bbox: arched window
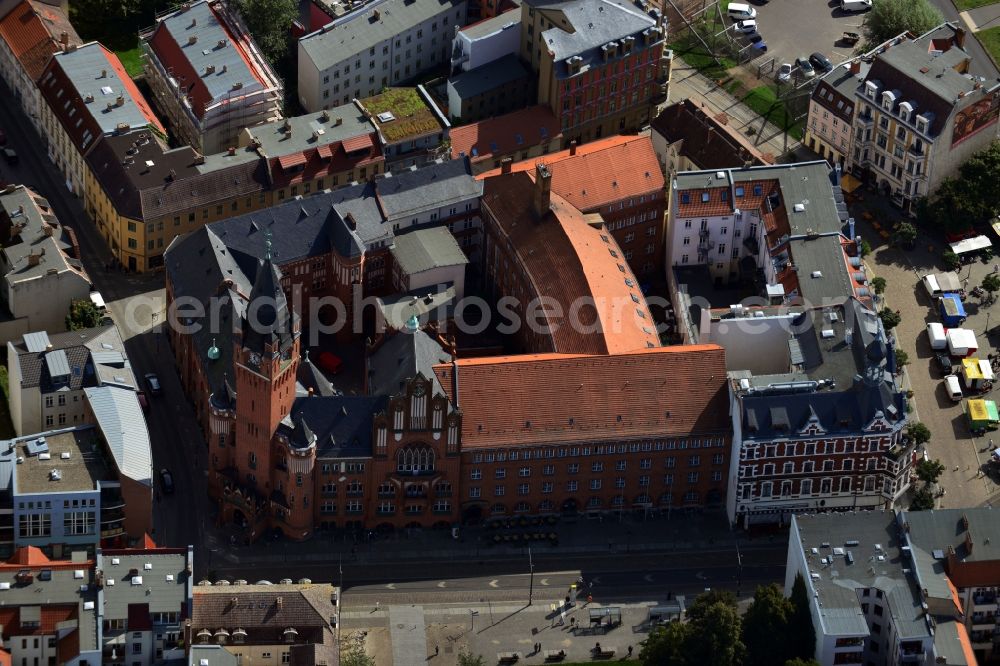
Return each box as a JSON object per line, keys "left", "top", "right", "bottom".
{"left": 397, "top": 447, "right": 435, "bottom": 473}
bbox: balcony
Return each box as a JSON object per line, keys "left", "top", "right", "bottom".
{"left": 973, "top": 593, "right": 998, "bottom": 607}
{"left": 857, "top": 113, "right": 874, "bottom": 127}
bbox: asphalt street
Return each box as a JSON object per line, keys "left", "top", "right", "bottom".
{"left": 927, "top": 0, "right": 1000, "bottom": 80}
{"left": 0, "top": 81, "right": 210, "bottom": 570}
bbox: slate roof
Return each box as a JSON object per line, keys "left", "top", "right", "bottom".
{"left": 651, "top": 100, "right": 771, "bottom": 170}
{"left": 478, "top": 134, "right": 664, "bottom": 209}
{"left": 811, "top": 61, "right": 867, "bottom": 123}
{"left": 144, "top": 0, "right": 278, "bottom": 120}
{"left": 189, "top": 645, "right": 239, "bottom": 666}
{"left": 434, "top": 345, "right": 729, "bottom": 448}
{"left": 279, "top": 396, "right": 387, "bottom": 459}
{"left": 10, "top": 325, "right": 136, "bottom": 393}
{"left": 481, "top": 170, "right": 659, "bottom": 354}
{"left": 99, "top": 549, "right": 191, "bottom": 622}
{"left": 0, "top": 185, "right": 84, "bottom": 285}
{"left": 85, "top": 131, "right": 269, "bottom": 222}
{"left": 0, "top": 1, "right": 80, "bottom": 81}
{"left": 792, "top": 512, "right": 931, "bottom": 640}
{"left": 240, "top": 256, "right": 295, "bottom": 356}
{"left": 450, "top": 105, "right": 561, "bottom": 165}
{"left": 368, "top": 329, "right": 451, "bottom": 398}
{"left": 301, "top": 0, "right": 466, "bottom": 69}
{"left": 391, "top": 226, "right": 468, "bottom": 276}
{"left": 448, "top": 53, "right": 529, "bottom": 100}
{"left": 296, "top": 352, "right": 335, "bottom": 398}
{"left": 38, "top": 42, "right": 164, "bottom": 154}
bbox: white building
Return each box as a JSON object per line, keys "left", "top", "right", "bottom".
{"left": 298, "top": 0, "right": 467, "bottom": 112}
{"left": 449, "top": 7, "right": 521, "bottom": 74}
{"left": 0, "top": 185, "right": 91, "bottom": 345}
{"left": 390, "top": 225, "right": 468, "bottom": 299}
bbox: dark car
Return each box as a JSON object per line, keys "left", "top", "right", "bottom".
{"left": 936, "top": 353, "right": 954, "bottom": 376}
{"left": 159, "top": 468, "right": 174, "bottom": 494}
{"left": 795, "top": 57, "right": 816, "bottom": 78}
{"left": 809, "top": 52, "right": 834, "bottom": 73}
{"left": 144, "top": 372, "right": 162, "bottom": 396}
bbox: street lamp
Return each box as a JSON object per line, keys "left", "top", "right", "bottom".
{"left": 735, "top": 538, "right": 743, "bottom": 597}
{"left": 528, "top": 547, "right": 535, "bottom": 606}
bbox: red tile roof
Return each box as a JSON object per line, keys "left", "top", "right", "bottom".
{"left": 433, "top": 345, "right": 730, "bottom": 448}
{"left": 481, "top": 171, "right": 659, "bottom": 355}
{"left": 7, "top": 546, "right": 50, "bottom": 566}
{"left": 0, "top": 0, "right": 80, "bottom": 80}
{"left": 342, "top": 134, "right": 374, "bottom": 153}
{"left": 0, "top": 605, "right": 77, "bottom": 637}
{"left": 450, "top": 105, "right": 561, "bottom": 165}
{"left": 477, "top": 135, "right": 665, "bottom": 210}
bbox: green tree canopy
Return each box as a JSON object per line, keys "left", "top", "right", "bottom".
{"left": 686, "top": 589, "right": 738, "bottom": 623}
{"left": 916, "top": 458, "right": 946, "bottom": 485}
{"left": 862, "top": 0, "right": 943, "bottom": 49}
{"left": 742, "top": 584, "right": 795, "bottom": 666}
{"left": 871, "top": 276, "right": 887, "bottom": 295}
{"left": 894, "top": 222, "right": 917, "bottom": 248}
{"left": 907, "top": 422, "right": 932, "bottom": 447}
{"left": 639, "top": 621, "right": 691, "bottom": 666}
{"left": 66, "top": 299, "right": 102, "bottom": 331}
{"left": 788, "top": 573, "right": 817, "bottom": 661}
{"left": 456, "top": 652, "right": 487, "bottom": 666}
{"left": 911, "top": 486, "right": 936, "bottom": 510}
{"left": 231, "top": 0, "right": 297, "bottom": 64}
{"left": 340, "top": 632, "right": 375, "bottom": 666}
{"left": 878, "top": 308, "right": 901, "bottom": 330}
{"left": 686, "top": 601, "right": 744, "bottom": 666}
{"left": 983, "top": 273, "right": 1000, "bottom": 302}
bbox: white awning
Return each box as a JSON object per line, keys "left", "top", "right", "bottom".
{"left": 950, "top": 235, "right": 992, "bottom": 255}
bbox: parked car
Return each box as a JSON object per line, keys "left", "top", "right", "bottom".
{"left": 777, "top": 63, "right": 793, "bottom": 82}
{"left": 795, "top": 57, "right": 816, "bottom": 78}
{"left": 936, "top": 352, "right": 954, "bottom": 376}
{"left": 809, "top": 52, "right": 834, "bottom": 73}
{"left": 2, "top": 148, "right": 17, "bottom": 165}
{"left": 137, "top": 390, "right": 149, "bottom": 413}
{"left": 159, "top": 468, "right": 174, "bottom": 494}
{"left": 144, "top": 372, "right": 162, "bottom": 396}
{"left": 736, "top": 19, "right": 757, "bottom": 33}
{"left": 747, "top": 33, "right": 767, "bottom": 51}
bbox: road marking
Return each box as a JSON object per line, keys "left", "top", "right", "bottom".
{"left": 489, "top": 579, "right": 499, "bottom": 588}
{"left": 540, "top": 578, "right": 550, "bottom": 586}
{"left": 644, "top": 574, "right": 655, "bottom": 583}
{"left": 591, "top": 576, "right": 601, "bottom": 584}
{"left": 437, "top": 581, "right": 447, "bottom": 588}
{"left": 695, "top": 572, "right": 707, "bottom": 580}
{"left": 386, "top": 583, "right": 396, "bottom": 590}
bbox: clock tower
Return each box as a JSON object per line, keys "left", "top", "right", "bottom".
{"left": 233, "top": 236, "right": 300, "bottom": 496}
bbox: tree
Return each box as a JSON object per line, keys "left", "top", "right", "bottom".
{"left": 907, "top": 422, "right": 932, "bottom": 447}
{"left": 859, "top": 238, "right": 872, "bottom": 258}
{"left": 910, "top": 486, "right": 936, "bottom": 510}
{"left": 916, "top": 458, "right": 946, "bottom": 485}
{"left": 862, "top": 0, "right": 943, "bottom": 49}
{"left": 983, "top": 273, "right": 1000, "bottom": 303}
{"left": 871, "top": 276, "right": 887, "bottom": 297}
{"left": 686, "top": 601, "right": 744, "bottom": 666}
{"left": 231, "top": 0, "right": 297, "bottom": 64}
{"left": 785, "top": 660, "right": 821, "bottom": 666}
{"left": 894, "top": 222, "right": 917, "bottom": 249}
{"left": 686, "top": 589, "right": 737, "bottom": 623}
{"left": 742, "top": 584, "right": 794, "bottom": 666}
{"left": 788, "top": 574, "right": 816, "bottom": 661}
{"left": 878, "top": 307, "right": 901, "bottom": 331}
{"left": 957, "top": 141, "right": 1000, "bottom": 223}
{"left": 640, "top": 621, "right": 691, "bottom": 666}
{"left": 895, "top": 348, "right": 909, "bottom": 369}
{"left": 456, "top": 652, "right": 487, "bottom": 666}
{"left": 66, "top": 299, "right": 102, "bottom": 331}
{"left": 340, "top": 631, "right": 375, "bottom": 666}
{"left": 942, "top": 249, "right": 961, "bottom": 271}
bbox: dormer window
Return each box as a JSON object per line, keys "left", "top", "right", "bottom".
{"left": 881, "top": 90, "right": 895, "bottom": 111}
{"left": 898, "top": 101, "right": 913, "bottom": 121}
{"left": 865, "top": 81, "right": 879, "bottom": 99}
{"left": 916, "top": 115, "right": 929, "bottom": 134}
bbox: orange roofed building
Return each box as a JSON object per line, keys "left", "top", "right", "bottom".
{"left": 449, "top": 105, "right": 563, "bottom": 174}
{"left": 480, "top": 164, "right": 660, "bottom": 355}
{"left": 433, "top": 346, "right": 731, "bottom": 518}
{"left": 479, "top": 134, "right": 667, "bottom": 277}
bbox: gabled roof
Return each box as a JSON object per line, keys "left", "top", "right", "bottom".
{"left": 433, "top": 345, "right": 729, "bottom": 448}
{"left": 651, "top": 100, "right": 771, "bottom": 170}
{"left": 240, "top": 255, "right": 295, "bottom": 356}
{"left": 477, "top": 134, "right": 664, "bottom": 209}
{"left": 450, "top": 105, "right": 561, "bottom": 164}
{"left": 0, "top": 185, "right": 85, "bottom": 285}
{"left": 296, "top": 352, "right": 334, "bottom": 398}
{"left": 38, "top": 42, "right": 164, "bottom": 154}
{"left": 368, "top": 329, "right": 451, "bottom": 398}
{"left": 0, "top": 0, "right": 79, "bottom": 81}
{"left": 144, "top": 0, "right": 278, "bottom": 120}
{"left": 481, "top": 171, "right": 659, "bottom": 354}
{"left": 529, "top": 0, "right": 657, "bottom": 66}
{"left": 390, "top": 226, "right": 468, "bottom": 276}
{"left": 280, "top": 395, "right": 387, "bottom": 459}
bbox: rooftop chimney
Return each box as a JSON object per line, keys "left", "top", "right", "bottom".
{"left": 188, "top": 35, "right": 198, "bottom": 46}
{"left": 955, "top": 27, "right": 967, "bottom": 49}
{"left": 500, "top": 157, "right": 512, "bottom": 174}
{"left": 850, "top": 59, "right": 861, "bottom": 75}
{"left": 116, "top": 95, "right": 124, "bottom": 107}
{"left": 59, "top": 31, "right": 68, "bottom": 46}
{"left": 27, "top": 252, "right": 40, "bottom": 267}
{"left": 569, "top": 140, "right": 577, "bottom": 156}
{"left": 532, "top": 163, "right": 552, "bottom": 219}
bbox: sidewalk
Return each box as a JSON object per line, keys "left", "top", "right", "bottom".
{"left": 667, "top": 58, "right": 803, "bottom": 161}
{"left": 205, "top": 509, "right": 776, "bottom": 568}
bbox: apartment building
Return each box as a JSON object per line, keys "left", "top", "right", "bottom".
{"left": 97, "top": 545, "right": 193, "bottom": 666}
{"left": 0, "top": 185, "right": 90, "bottom": 344}
{"left": 0, "top": 0, "right": 79, "bottom": 132}
{"left": 141, "top": 0, "right": 283, "bottom": 154}
{"left": 519, "top": 0, "right": 667, "bottom": 143}
{"left": 38, "top": 42, "right": 165, "bottom": 197}
{"left": 479, "top": 134, "right": 667, "bottom": 276}
{"left": 449, "top": 105, "right": 562, "bottom": 173}
{"left": 805, "top": 59, "right": 869, "bottom": 169}
{"left": 447, "top": 53, "right": 531, "bottom": 122}
{"left": 298, "top": 0, "right": 467, "bottom": 112}
{"left": 787, "top": 512, "right": 976, "bottom": 666}
{"left": 480, "top": 164, "right": 659, "bottom": 354}
{"left": 0, "top": 547, "right": 100, "bottom": 664}
{"left": 357, "top": 87, "right": 448, "bottom": 170}
{"left": 450, "top": 6, "right": 521, "bottom": 74}
{"left": 186, "top": 582, "right": 338, "bottom": 663}
{"left": 84, "top": 131, "right": 270, "bottom": 272}
{"left": 435, "top": 346, "right": 731, "bottom": 519}
{"left": 847, "top": 24, "right": 1000, "bottom": 213}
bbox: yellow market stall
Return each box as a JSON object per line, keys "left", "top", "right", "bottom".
{"left": 961, "top": 358, "right": 995, "bottom": 393}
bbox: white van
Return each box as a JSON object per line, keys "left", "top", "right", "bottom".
{"left": 927, "top": 322, "right": 947, "bottom": 350}
{"left": 727, "top": 3, "right": 757, "bottom": 20}
{"left": 945, "top": 374, "right": 963, "bottom": 402}
{"left": 840, "top": 0, "right": 872, "bottom": 12}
